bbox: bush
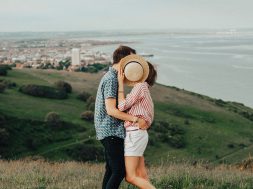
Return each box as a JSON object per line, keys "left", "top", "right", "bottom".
{"left": 87, "top": 102, "right": 95, "bottom": 111}
{"left": 80, "top": 111, "right": 94, "bottom": 121}
{"left": 0, "top": 68, "right": 7, "bottom": 76}
{"left": 215, "top": 99, "right": 227, "bottom": 106}
{"left": 45, "top": 112, "right": 62, "bottom": 127}
{"left": 77, "top": 91, "right": 91, "bottom": 102}
{"left": 26, "top": 138, "right": 40, "bottom": 151}
{"left": 19, "top": 84, "right": 68, "bottom": 99}
{"left": 80, "top": 63, "right": 108, "bottom": 73}
{"left": 0, "top": 128, "right": 9, "bottom": 146}
{"left": 67, "top": 144, "right": 104, "bottom": 162}
{"left": 0, "top": 79, "right": 17, "bottom": 88}
{"left": 55, "top": 80, "right": 72, "bottom": 93}
{"left": 0, "top": 114, "right": 5, "bottom": 123}
{"left": 0, "top": 64, "right": 12, "bottom": 70}
{"left": 87, "top": 66, "right": 98, "bottom": 73}
{"left": 184, "top": 119, "right": 190, "bottom": 125}
{"left": 151, "top": 121, "right": 186, "bottom": 149}
{"left": 0, "top": 83, "right": 6, "bottom": 93}
{"left": 168, "top": 134, "right": 186, "bottom": 148}
{"left": 239, "top": 111, "right": 253, "bottom": 121}
{"left": 87, "top": 95, "right": 96, "bottom": 106}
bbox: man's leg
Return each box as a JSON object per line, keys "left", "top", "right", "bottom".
{"left": 103, "top": 136, "right": 125, "bottom": 189}
{"left": 101, "top": 139, "right": 112, "bottom": 189}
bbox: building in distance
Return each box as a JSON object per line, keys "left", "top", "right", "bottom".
{"left": 71, "top": 48, "right": 80, "bottom": 65}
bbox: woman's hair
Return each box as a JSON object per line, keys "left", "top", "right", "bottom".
{"left": 145, "top": 62, "right": 157, "bottom": 86}
{"left": 113, "top": 46, "right": 136, "bottom": 64}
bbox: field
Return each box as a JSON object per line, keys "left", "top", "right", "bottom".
{"left": 1, "top": 68, "right": 253, "bottom": 189}
{"left": 0, "top": 68, "right": 253, "bottom": 164}
{"left": 0, "top": 159, "right": 252, "bottom": 189}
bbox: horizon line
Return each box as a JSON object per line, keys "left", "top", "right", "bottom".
{"left": 1, "top": 27, "right": 253, "bottom": 33}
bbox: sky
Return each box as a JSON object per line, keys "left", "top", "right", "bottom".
{"left": 0, "top": 0, "right": 252, "bottom": 32}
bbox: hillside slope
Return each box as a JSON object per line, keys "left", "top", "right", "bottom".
{"left": 0, "top": 68, "right": 253, "bottom": 164}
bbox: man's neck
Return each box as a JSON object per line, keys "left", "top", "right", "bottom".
{"left": 112, "top": 64, "right": 119, "bottom": 72}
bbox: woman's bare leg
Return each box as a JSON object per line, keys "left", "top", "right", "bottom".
{"left": 136, "top": 156, "right": 149, "bottom": 180}
{"left": 125, "top": 156, "right": 156, "bottom": 189}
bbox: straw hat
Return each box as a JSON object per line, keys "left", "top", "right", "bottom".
{"left": 120, "top": 54, "right": 149, "bottom": 86}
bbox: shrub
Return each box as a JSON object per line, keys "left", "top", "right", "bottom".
{"left": 87, "top": 95, "right": 96, "bottom": 106}
{"left": 0, "top": 64, "right": 12, "bottom": 70}
{"left": 0, "top": 114, "right": 5, "bottom": 123}
{"left": 0, "top": 128, "right": 9, "bottom": 146}
{"left": 19, "top": 84, "right": 67, "bottom": 99}
{"left": 77, "top": 91, "right": 91, "bottom": 102}
{"left": 80, "top": 63, "right": 108, "bottom": 73}
{"left": 66, "top": 144, "right": 104, "bottom": 162}
{"left": 0, "top": 83, "right": 6, "bottom": 93}
{"left": 153, "top": 121, "right": 169, "bottom": 133}
{"left": 55, "top": 80, "right": 72, "bottom": 93}
{"left": 151, "top": 121, "right": 186, "bottom": 149}
{"left": 87, "top": 66, "right": 98, "bottom": 73}
{"left": 215, "top": 99, "right": 227, "bottom": 106}
{"left": 0, "top": 79, "right": 16, "bottom": 88}
{"left": 45, "top": 112, "right": 62, "bottom": 127}
{"left": 184, "top": 119, "right": 190, "bottom": 125}
{"left": 0, "top": 68, "right": 7, "bottom": 76}
{"left": 80, "top": 111, "right": 94, "bottom": 121}
{"left": 227, "top": 143, "right": 235, "bottom": 148}
{"left": 239, "top": 111, "right": 253, "bottom": 121}
{"left": 168, "top": 134, "right": 186, "bottom": 148}
{"left": 87, "top": 102, "right": 95, "bottom": 111}
{"left": 26, "top": 138, "right": 40, "bottom": 151}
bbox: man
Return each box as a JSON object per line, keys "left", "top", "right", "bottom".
{"left": 94, "top": 46, "right": 148, "bottom": 189}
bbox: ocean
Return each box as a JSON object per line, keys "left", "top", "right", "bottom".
{"left": 81, "top": 30, "right": 253, "bottom": 108}
{"left": 1, "top": 30, "right": 252, "bottom": 107}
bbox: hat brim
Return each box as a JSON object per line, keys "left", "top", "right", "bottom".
{"left": 120, "top": 54, "right": 149, "bottom": 86}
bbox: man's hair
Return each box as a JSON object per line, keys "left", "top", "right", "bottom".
{"left": 145, "top": 62, "right": 157, "bottom": 86}
{"left": 113, "top": 45, "right": 136, "bottom": 64}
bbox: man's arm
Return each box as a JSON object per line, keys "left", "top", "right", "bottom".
{"left": 105, "top": 98, "right": 148, "bottom": 129}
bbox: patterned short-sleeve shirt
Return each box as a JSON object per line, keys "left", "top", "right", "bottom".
{"left": 94, "top": 67, "right": 125, "bottom": 140}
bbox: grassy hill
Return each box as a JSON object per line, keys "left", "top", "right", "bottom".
{"left": 0, "top": 68, "right": 253, "bottom": 164}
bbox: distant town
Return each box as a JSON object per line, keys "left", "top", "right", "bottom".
{"left": 0, "top": 38, "right": 129, "bottom": 72}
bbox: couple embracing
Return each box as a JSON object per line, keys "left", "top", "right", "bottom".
{"left": 94, "top": 46, "right": 157, "bottom": 189}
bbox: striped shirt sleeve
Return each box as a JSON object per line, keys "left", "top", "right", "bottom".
{"left": 118, "top": 83, "right": 145, "bottom": 111}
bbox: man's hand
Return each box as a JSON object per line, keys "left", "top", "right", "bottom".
{"left": 137, "top": 118, "right": 149, "bottom": 130}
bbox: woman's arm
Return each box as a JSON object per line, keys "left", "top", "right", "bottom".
{"left": 105, "top": 98, "right": 148, "bottom": 129}
{"left": 117, "top": 68, "right": 145, "bottom": 111}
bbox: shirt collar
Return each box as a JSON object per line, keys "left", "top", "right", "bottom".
{"left": 144, "top": 81, "right": 150, "bottom": 88}
{"left": 109, "top": 66, "right": 118, "bottom": 75}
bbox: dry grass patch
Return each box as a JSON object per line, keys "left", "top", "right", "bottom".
{"left": 0, "top": 159, "right": 252, "bottom": 189}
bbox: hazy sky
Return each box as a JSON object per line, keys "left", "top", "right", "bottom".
{"left": 0, "top": 0, "right": 252, "bottom": 32}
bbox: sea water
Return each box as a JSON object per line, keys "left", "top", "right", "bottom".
{"left": 86, "top": 30, "right": 253, "bottom": 108}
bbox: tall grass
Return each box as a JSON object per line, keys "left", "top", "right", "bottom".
{"left": 0, "top": 159, "right": 252, "bottom": 189}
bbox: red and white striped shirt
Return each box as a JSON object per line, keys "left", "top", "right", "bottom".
{"left": 118, "top": 82, "right": 154, "bottom": 129}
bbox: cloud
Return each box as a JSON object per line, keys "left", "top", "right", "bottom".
{"left": 0, "top": 0, "right": 252, "bottom": 31}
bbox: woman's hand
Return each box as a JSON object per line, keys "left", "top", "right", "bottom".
{"left": 138, "top": 118, "right": 149, "bottom": 130}
{"left": 118, "top": 67, "right": 125, "bottom": 85}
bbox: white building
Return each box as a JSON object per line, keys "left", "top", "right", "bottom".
{"left": 72, "top": 48, "right": 80, "bottom": 65}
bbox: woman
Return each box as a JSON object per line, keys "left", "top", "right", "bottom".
{"left": 118, "top": 62, "right": 157, "bottom": 189}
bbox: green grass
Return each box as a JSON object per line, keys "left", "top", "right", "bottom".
{"left": 147, "top": 101, "right": 253, "bottom": 163}
{"left": 1, "top": 68, "right": 253, "bottom": 164}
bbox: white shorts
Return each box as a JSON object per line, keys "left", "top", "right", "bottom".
{"left": 124, "top": 129, "right": 148, "bottom": 156}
